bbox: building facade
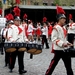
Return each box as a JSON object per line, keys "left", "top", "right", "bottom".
{"left": 0, "top": 0, "right": 75, "bottom": 9}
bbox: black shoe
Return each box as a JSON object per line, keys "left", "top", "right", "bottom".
{"left": 19, "top": 70, "right": 27, "bottom": 74}
{"left": 45, "top": 47, "right": 49, "bottom": 49}
{"left": 9, "top": 69, "right": 13, "bottom": 73}
{"left": 4, "top": 64, "right": 7, "bottom": 67}
{"left": 4, "top": 63, "right": 9, "bottom": 67}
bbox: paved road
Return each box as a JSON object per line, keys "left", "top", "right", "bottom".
{"left": 0, "top": 41, "right": 75, "bottom": 75}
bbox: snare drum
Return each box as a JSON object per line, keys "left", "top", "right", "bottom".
{"left": 33, "top": 44, "right": 42, "bottom": 55}
{"left": 64, "top": 48, "right": 75, "bottom": 57}
{"left": 27, "top": 43, "right": 37, "bottom": 53}
{"left": 68, "top": 48, "right": 75, "bottom": 57}
{"left": 4, "top": 43, "right": 16, "bottom": 52}
{"left": 16, "top": 43, "right": 27, "bottom": 51}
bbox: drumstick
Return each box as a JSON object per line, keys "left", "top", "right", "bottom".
{"left": 16, "top": 38, "right": 20, "bottom": 41}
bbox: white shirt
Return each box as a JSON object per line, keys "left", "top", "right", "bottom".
{"left": 7, "top": 24, "right": 28, "bottom": 42}
{"left": 7, "top": 25, "right": 19, "bottom": 42}
{"left": 68, "top": 23, "right": 75, "bottom": 34}
{"left": 41, "top": 26, "right": 48, "bottom": 38}
{"left": 51, "top": 24, "right": 68, "bottom": 50}
{"left": 27, "top": 24, "right": 36, "bottom": 35}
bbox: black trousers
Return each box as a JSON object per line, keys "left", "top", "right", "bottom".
{"left": 42, "top": 35, "right": 49, "bottom": 48}
{"left": 0, "top": 38, "right": 5, "bottom": 54}
{"left": 45, "top": 50, "right": 74, "bottom": 75}
{"left": 9, "top": 50, "right": 24, "bottom": 72}
{"left": 67, "top": 33, "right": 75, "bottom": 48}
{"left": 5, "top": 51, "right": 10, "bottom": 65}
{"left": 0, "top": 42, "right": 4, "bottom": 54}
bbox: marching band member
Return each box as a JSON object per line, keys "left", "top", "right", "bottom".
{"left": 2, "top": 25, "right": 8, "bottom": 65}
{"left": 0, "top": 27, "right": 5, "bottom": 55}
{"left": 4, "top": 20, "right": 14, "bottom": 67}
{"left": 7, "top": 16, "right": 28, "bottom": 74}
{"left": 67, "top": 14, "right": 75, "bottom": 48}
{"left": 41, "top": 22, "right": 49, "bottom": 49}
{"left": 36, "top": 22, "right": 42, "bottom": 41}
{"left": 7, "top": 7, "right": 28, "bottom": 74}
{"left": 22, "top": 13, "right": 28, "bottom": 37}
{"left": 41, "top": 17, "right": 49, "bottom": 49}
{"left": 27, "top": 20, "right": 36, "bottom": 42}
{"left": 48, "top": 22, "right": 53, "bottom": 40}
{"left": 2, "top": 14, "right": 14, "bottom": 67}
{"left": 0, "top": 9, "right": 5, "bottom": 55}
{"left": 45, "top": 6, "right": 74, "bottom": 75}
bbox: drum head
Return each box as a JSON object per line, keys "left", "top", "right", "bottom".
{"left": 33, "top": 50, "right": 42, "bottom": 55}
{"left": 6, "top": 48, "right": 16, "bottom": 52}
{"left": 18, "top": 48, "right": 27, "bottom": 51}
{"left": 27, "top": 49, "right": 37, "bottom": 53}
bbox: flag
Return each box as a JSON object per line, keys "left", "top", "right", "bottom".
{"left": 16, "top": 0, "right": 20, "bottom": 4}
{"left": 3, "top": 0, "right": 6, "bottom": 4}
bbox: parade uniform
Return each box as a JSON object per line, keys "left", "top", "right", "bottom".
{"left": 3, "top": 27, "right": 10, "bottom": 67}
{"left": 36, "top": 24, "right": 41, "bottom": 38}
{"left": 45, "top": 24, "right": 74, "bottom": 75}
{"left": 27, "top": 23, "right": 35, "bottom": 36}
{"left": 48, "top": 24, "right": 52, "bottom": 37}
{"left": 27, "top": 23, "right": 36, "bottom": 42}
{"left": 67, "top": 22, "right": 75, "bottom": 48}
{"left": 0, "top": 28, "right": 5, "bottom": 54}
{"left": 7, "top": 23, "right": 28, "bottom": 74}
{"left": 41, "top": 25, "right": 49, "bottom": 49}
{"left": 45, "top": 6, "right": 74, "bottom": 75}
{"left": 22, "top": 23, "right": 28, "bottom": 37}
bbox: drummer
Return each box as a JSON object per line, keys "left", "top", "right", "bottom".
{"left": 4, "top": 20, "right": 14, "bottom": 67}
{"left": 7, "top": 16, "right": 28, "bottom": 74}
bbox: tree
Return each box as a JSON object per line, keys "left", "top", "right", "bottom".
{"left": 53, "top": 0, "right": 60, "bottom": 6}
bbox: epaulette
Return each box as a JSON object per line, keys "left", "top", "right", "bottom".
{"left": 53, "top": 25, "right": 58, "bottom": 31}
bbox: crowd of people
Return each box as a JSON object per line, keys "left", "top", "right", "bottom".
{"left": 0, "top": 5, "right": 75, "bottom": 75}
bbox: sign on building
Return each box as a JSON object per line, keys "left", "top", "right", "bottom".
{"left": 0, "top": 18, "right": 6, "bottom": 26}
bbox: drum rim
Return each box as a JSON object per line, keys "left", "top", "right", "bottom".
{"left": 32, "top": 50, "right": 42, "bottom": 55}
{"left": 18, "top": 48, "right": 27, "bottom": 51}
{"left": 6, "top": 48, "right": 16, "bottom": 52}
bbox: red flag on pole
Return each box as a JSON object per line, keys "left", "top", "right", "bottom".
{"left": 16, "top": 0, "right": 20, "bottom": 4}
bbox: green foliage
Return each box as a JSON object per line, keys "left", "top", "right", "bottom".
{"left": 53, "top": 0, "right": 60, "bottom": 6}
{"left": 0, "top": 1, "right": 2, "bottom": 8}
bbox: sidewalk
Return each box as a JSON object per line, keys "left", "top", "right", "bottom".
{"left": 0, "top": 41, "right": 75, "bottom": 75}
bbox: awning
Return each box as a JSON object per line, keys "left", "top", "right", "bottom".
{"left": 19, "top": 5, "right": 75, "bottom": 10}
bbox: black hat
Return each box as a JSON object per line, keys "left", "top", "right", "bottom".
{"left": 7, "top": 20, "right": 14, "bottom": 25}
{"left": 8, "top": 20, "right": 14, "bottom": 24}
{"left": 56, "top": 14, "right": 66, "bottom": 20}
{"left": 14, "top": 16, "right": 21, "bottom": 21}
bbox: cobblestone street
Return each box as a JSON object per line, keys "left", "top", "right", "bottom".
{"left": 0, "top": 41, "right": 75, "bottom": 75}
